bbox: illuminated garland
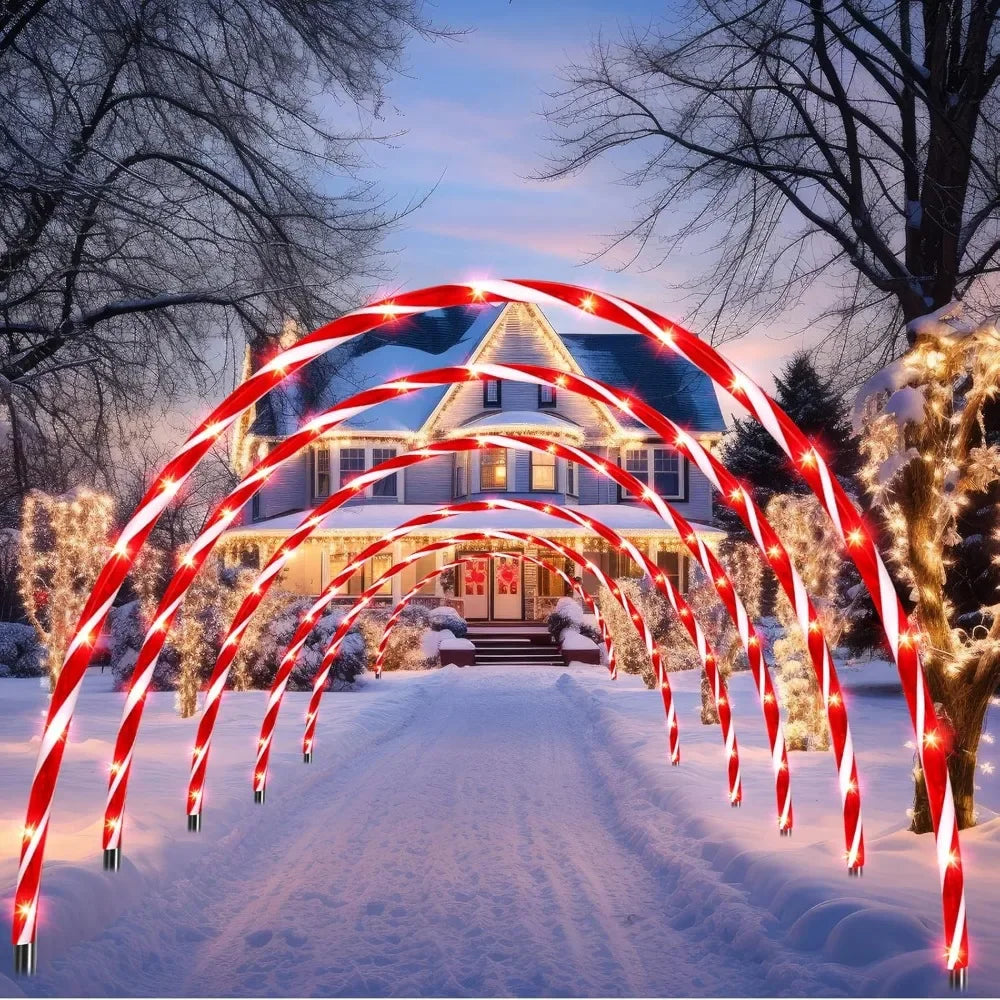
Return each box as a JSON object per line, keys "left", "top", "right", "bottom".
{"left": 13, "top": 280, "right": 962, "bottom": 984}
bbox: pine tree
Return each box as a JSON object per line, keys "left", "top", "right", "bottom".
{"left": 716, "top": 353, "right": 860, "bottom": 534}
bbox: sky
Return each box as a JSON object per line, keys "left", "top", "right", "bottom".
{"left": 367, "top": 0, "right": 816, "bottom": 408}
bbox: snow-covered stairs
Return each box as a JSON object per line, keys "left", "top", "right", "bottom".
{"left": 466, "top": 622, "right": 563, "bottom": 666}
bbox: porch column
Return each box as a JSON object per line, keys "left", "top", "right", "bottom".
{"left": 391, "top": 541, "right": 403, "bottom": 603}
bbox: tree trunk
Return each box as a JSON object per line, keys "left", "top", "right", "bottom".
{"left": 910, "top": 676, "right": 993, "bottom": 833}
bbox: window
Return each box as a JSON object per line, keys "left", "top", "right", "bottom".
{"left": 530, "top": 451, "right": 556, "bottom": 491}
{"left": 371, "top": 447, "right": 398, "bottom": 498}
{"left": 566, "top": 461, "right": 577, "bottom": 496}
{"left": 454, "top": 452, "right": 468, "bottom": 497}
{"left": 609, "top": 548, "right": 643, "bottom": 580}
{"left": 371, "top": 553, "right": 393, "bottom": 595}
{"left": 656, "top": 550, "right": 682, "bottom": 591}
{"left": 480, "top": 448, "right": 507, "bottom": 490}
{"left": 537, "top": 561, "right": 572, "bottom": 597}
{"left": 339, "top": 448, "right": 365, "bottom": 489}
{"left": 653, "top": 448, "right": 682, "bottom": 498}
{"left": 251, "top": 492, "right": 261, "bottom": 521}
{"left": 620, "top": 446, "right": 685, "bottom": 500}
{"left": 483, "top": 379, "right": 501, "bottom": 407}
{"left": 624, "top": 449, "right": 649, "bottom": 487}
{"left": 538, "top": 384, "right": 556, "bottom": 408}
{"left": 314, "top": 448, "right": 330, "bottom": 499}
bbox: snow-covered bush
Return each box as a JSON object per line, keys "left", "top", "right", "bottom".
{"left": 108, "top": 600, "right": 177, "bottom": 692}
{"left": 355, "top": 608, "right": 391, "bottom": 671}
{"left": 254, "top": 599, "right": 367, "bottom": 690}
{"left": 596, "top": 580, "right": 676, "bottom": 687}
{"left": 428, "top": 604, "right": 467, "bottom": 638}
{"left": 0, "top": 621, "right": 43, "bottom": 678}
{"left": 381, "top": 620, "right": 436, "bottom": 671}
{"left": 547, "top": 596, "right": 584, "bottom": 643}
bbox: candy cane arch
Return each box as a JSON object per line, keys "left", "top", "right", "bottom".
{"left": 14, "top": 279, "right": 964, "bottom": 983}
{"left": 372, "top": 553, "right": 616, "bottom": 678}
{"left": 102, "top": 376, "right": 859, "bottom": 871}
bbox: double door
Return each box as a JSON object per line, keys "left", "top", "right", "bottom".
{"left": 460, "top": 555, "right": 522, "bottom": 620}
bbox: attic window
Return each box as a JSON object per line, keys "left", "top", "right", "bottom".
{"left": 538, "top": 385, "right": 556, "bottom": 408}
{"left": 483, "top": 379, "right": 501, "bottom": 407}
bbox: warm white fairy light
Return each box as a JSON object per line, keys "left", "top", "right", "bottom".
{"left": 18, "top": 489, "right": 115, "bottom": 689}
{"left": 857, "top": 307, "right": 1000, "bottom": 830}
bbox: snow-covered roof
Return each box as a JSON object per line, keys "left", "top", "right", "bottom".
{"left": 446, "top": 410, "right": 585, "bottom": 437}
{"left": 250, "top": 305, "right": 725, "bottom": 437}
{"left": 224, "top": 504, "right": 723, "bottom": 539}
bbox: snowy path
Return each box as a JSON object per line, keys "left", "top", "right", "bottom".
{"left": 4, "top": 662, "right": 1000, "bottom": 996}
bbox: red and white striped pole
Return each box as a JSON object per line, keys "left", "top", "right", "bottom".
{"left": 16, "top": 279, "right": 962, "bottom": 981}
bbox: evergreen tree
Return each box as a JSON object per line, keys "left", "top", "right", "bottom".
{"left": 716, "top": 353, "right": 860, "bottom": 534}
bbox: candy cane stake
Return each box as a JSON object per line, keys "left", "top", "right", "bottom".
{"left": 16, "top": 279, "right": 960, "bottom": 982}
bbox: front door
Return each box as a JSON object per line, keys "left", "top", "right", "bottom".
{"left": 461, "top": 557, "right": 489, "bottom": 619}
{"left": 492, "top": 559, "right": 522, "bottom": 620}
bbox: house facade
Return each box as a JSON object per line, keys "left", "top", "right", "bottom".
{"left": 220, "top": 303, "right": 726, "bottom": 621}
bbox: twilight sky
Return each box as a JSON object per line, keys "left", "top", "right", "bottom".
{"left": 369, "top": 0, "right": 817, "bottom": 406}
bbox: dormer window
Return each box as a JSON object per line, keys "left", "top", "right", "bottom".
{"left": 538, "top": 385, "right": 556, "bottom": 408}
{"left": 483, "top": 379, "right": 501, "bottom": 407}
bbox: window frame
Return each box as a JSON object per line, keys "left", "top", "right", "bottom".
{"left": 566, "top": 460, "right": 578, "bottom": 497}
{"left": 479, "top": 447, "right": 508, "bottom": 491}
{"left": 314, "top": 447, "right": 331, "bottom": 500}
{"left": 483, "top": 378, "right": 502, "bottom": 408}
{"left": 537, "top": 384, "right": 557, "bottom": 408}
{"left": 371, "top": 446, "right": 399, "bottom": 499}
{"left": 617, "top": 444, "right": 687, "bottom": 502}
{"left": 529, "top": 450, "right": 557, "bottom": 492}
{"left": 454, "top": 451, "right": 469, "bottom": 498}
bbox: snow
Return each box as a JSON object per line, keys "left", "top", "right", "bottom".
{"left": 448, "top": 410, "right": 584, "bottom": 436}
{"left": 876, "top": 447, "right": 920, "bottom": 486}
{"left": 851, "top": 358, "right": 911, "bottom": 433}
{"left": 233, "top": 504, "right": 724, "bottom": 538}
{"left": 553, "top": 596, "right": 583, "bottom": 624}
{"left": 438, "top": 637, "right": 474, "bottom": 651}
{"left": 2, "top": 661, "right": 1000, "bottom": 996}
{"left": 905, "top": 301, "right": 977, "bottom": 344}
{"left": 428, "top": 606, "right": 464, "bottom": 629}
{"left": 420, "top": 628, "right": 454, "bottom": 657}
{"left": 561, "top": 631, "right": 598, "bottom": 651}
{"left": 884, "top": 386, "right": 926, "bottom": 427}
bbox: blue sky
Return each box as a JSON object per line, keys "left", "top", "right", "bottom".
{"left": 368, "top": 0, "right": 813, "bottom": 404}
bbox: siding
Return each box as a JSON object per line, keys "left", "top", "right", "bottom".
{"left": 426, "top": 304, "right": 612, "bottom": 437}
{"left": 257, "top": 451, "right": 308, "bottom": 519}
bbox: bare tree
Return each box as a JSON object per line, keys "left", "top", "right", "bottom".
{"left": 0, "top": 0, "right": 438, "bottom": 510}
{"left": 541, "top": 0, "right": 1000, "bottom": 379}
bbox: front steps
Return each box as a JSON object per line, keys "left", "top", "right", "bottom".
{"left": 466, "top": 622, "right": 562, "bottom": 666}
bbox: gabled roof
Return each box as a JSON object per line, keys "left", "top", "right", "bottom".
{"left": 249, "top": 305, "right": 725, "bottom": 437}
{"left": 250, "top": 305, "right": 502, "bottom": 436}
{"left": 560, "top": 333, "right": 726, "bottom": 433}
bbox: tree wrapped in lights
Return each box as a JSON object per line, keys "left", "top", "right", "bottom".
{"left": 766, "top": 494, "right": 845, "bottom": 751}
{"left": 597, "top": 578, "right": 670, "bottom": 686}
{"left": 685, "top": 542, "right": 764, "bottom": 723}
{"left": 18, "top": 489, "right": 114, "bottom": 690}
{"left": 855, "top": 302, "right": 1000, "bottom": 831}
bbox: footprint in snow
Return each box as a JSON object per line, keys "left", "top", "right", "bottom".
{"left": 244, "top": 929, "right": 273, "bottom": 948}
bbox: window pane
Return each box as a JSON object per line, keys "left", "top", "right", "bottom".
{"left": 624, "top": 449, "right": 648, "bottom": 483}
{"left": 315, "top": 449, "right": 330, "bottom": 498}
{"left": 566, "top": 461, "right": 576, "bottom": 495}
{"left": 531, "top": 452, "right": 556, "bottom": 490}
{"left": 372, "top": 447, "right": 398, "bottom": 497}
{"left": 480, "top": 448, "right": 506, "bottom": 490}
{"left": 538, "top": 385, "right": 556, "bottom": 406}
{"left": 339, "top": 448, "right": 366, "bottom": 488}
{"left": 454, "top": 453, "right": 468, "bottom": 497}
{"left": 656, "top": 549, "right": 681, "bottom": 589}
{"left": 653, "top": 448, "right": 681, "bottom": 496}
{"left": 484, "top": 379, "right": 501, "bottom": 405}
